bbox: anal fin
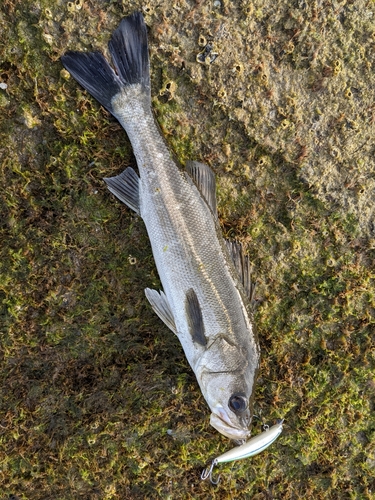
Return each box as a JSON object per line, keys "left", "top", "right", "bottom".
{"left": 104, "top": 167, "right": 140, "bottom": 214}
{"left": 145, "top": 288, "right": 177, "bottom": 335}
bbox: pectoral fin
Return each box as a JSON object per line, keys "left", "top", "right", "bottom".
{"left": 226, "top": 240, "right": 256, "bottom": 303}
{"left": 104, "top": 167, "right": 140, "bottom": 214}
{"left": 185, "top": 288, "right": 207, "bottom": 346}
{"left": 144, "top": 288, "right": 177, "bottom": 334}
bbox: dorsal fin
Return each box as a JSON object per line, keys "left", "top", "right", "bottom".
{"left": 225, "top": 240, "right": 256, "bottom": 302}
{"left": 185, "top": 160, "right": 217, "bottom": 219}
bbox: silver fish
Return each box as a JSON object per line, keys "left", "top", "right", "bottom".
{"left": 61, "top": 12, "right": 260, "bottom": 442}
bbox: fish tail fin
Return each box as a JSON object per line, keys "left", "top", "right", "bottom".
{"left": 61, "top": 12, "right": 150, "bottom": 116}
{"left": 108, "top": 13, "right": 150, "bottom": 93}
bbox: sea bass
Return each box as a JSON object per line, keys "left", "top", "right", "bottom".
{"left": 61, "top": 12, "right": 260, "bottom": 442}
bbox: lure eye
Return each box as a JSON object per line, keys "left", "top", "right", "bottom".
{"left": 229, "top": 394, "right": 248, "bottom": 414}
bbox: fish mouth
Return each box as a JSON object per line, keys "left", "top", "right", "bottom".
{"left": 210, "top": 408, "right": 251, "bottom": 442}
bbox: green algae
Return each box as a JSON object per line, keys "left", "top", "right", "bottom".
{"left": 1, "top": 0, "right": 375, "bottom": 498}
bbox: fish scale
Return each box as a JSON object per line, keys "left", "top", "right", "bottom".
{"left": 61, "top": 11, "right": 260, "bottom": 442}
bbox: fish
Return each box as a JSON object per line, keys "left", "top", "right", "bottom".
{"left": 61, "top": 11, "right": 260, "bottom": 442}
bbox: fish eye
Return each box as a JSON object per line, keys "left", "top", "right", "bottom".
{"left": 229, "top": 394, "right": 248, "bottom": 414}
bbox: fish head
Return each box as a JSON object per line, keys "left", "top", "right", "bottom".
{"left": 197, "top": 334, "right": 259, "bottom": 441}
{"left": 202, "top": 371, "right": 255, "bottom": 442}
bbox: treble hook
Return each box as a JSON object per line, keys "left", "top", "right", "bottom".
{"left": 201, "top": 459, "right": 220, "bottom": 485}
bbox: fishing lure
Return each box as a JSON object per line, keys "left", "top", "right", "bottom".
{"left": 201, "top": 420, "right": 284, "bottom": 484}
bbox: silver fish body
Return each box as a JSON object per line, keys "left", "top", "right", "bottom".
{"left": 62, "top": 12, "right": 260, "bottom": 441}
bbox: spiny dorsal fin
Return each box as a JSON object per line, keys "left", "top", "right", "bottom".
{"left": 225, "top": 240, "right": 256, "bottom": 302}
{"left": 185, "top": 160, "right": 217, "bottom": 219}
{"left": 185, "top": 288, "right": 207, "bottom": 346}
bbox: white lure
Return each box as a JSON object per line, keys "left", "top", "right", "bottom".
{"left": 201, "top": 420, "right": 284, "bottom": 484}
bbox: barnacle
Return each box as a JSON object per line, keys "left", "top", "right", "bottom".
{"left": 159, "top": 80, "right": 177, "bottom": 100}
{"left": 243, "top": 4, "right": 254, "bottom": 16}
{"left": 333, "top": 59, "right": 342, "bottom": 75}
{"left": 257, "top": 157, "right": 267, "bottom": 166}
{"left": 143, "top": 5, "right": 154, "bottom": 15}
{"left": 217, "top": 88, "right": 227, "bottom": 99}
{"left": 285, "top": 41, "right": 295, "bottom": 54}
{"left": 67, "top": 0, "right": 83, "bottom": 12}
{"left": 232, "top": 62, "right": 244, "bottom": 76}
{"left": 198, "top": 35, "right": 207, "bottom": 47}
